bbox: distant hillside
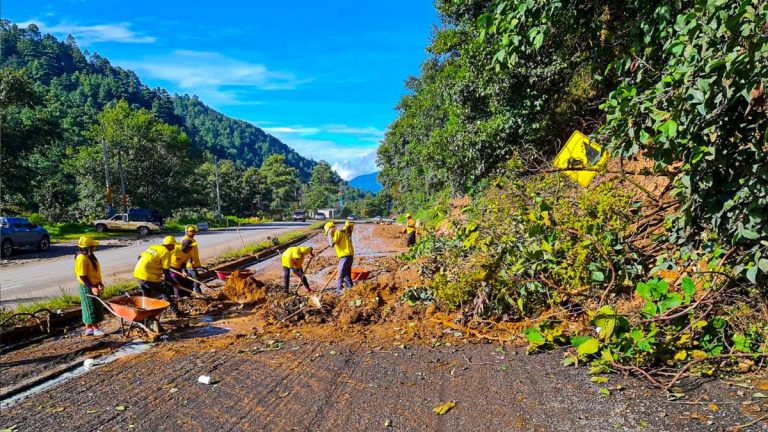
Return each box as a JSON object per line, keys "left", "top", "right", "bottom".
{"left": 0, "top": 20, "right": 314, "bottom": 179}
{"left": 348, "top": 172, "right": 382, "bottom": 193}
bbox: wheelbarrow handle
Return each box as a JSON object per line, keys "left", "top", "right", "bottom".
{"left": 87, "top": 294, "right": 117, "bottom": 316}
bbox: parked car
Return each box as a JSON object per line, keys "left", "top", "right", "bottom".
{"left": 1, "top": 216, "right": 51, "bottom": 257}
{"left": 347, "top": 214, "right": 357, "bottom": 221}
{"left": 292, "top": 210, "right": 306, "bottom": 222}
{"left": 374, "top": 216, "right": 382, "bottom": 224}
{"left": 127, "top": 208, "right": 163, "bottom": 226}
{"left": 92, "top": 213, "right": 161, "bottom": 236}
{"left": 314, "top": 213, "right": 327, "bottom": 220}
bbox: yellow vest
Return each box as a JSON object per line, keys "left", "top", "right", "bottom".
{"left": 176, "top": 235, "right": 201, "bottom": 268}
{"left": 406, "top": 218, "right": 416, "bottom": 234}
{"left": 333, "top": 229, "right": 354, "bottom": 258}
{"left": 171, "top": 244, "right": 194, "bottom": 269}
{"left": 74, "top": 253, "right": 102, "bottom": 285}
{"left": 133, "top": 245, "right": 172, "bottom": 282}
{"left": 281, "top": 246, "right": 312, "bottom": 269}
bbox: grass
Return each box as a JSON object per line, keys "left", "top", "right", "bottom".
{"left": 44, "top": 222, "right": 135, "bottom": 242}
{"left": 41, "top": 216, "right": 272, "bottom": 242}
{"left": 218, "top": 231, "right": 307, "bottom": 260}
{"left": 0, "top": 282, "right": 140, "bottom": 324}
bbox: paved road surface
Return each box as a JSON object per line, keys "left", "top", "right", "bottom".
{"left": 0, "top": 222, "right": 309, "bottom": 306}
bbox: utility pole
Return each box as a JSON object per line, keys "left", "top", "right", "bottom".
{"left": 214, "top": 157, "right": 222, "bottom": 222}
{"left": 117, "top": 144, "right": 128, "bottom": 217}
{"left": 100, "top": 137, "right": 114, "bottom": 218}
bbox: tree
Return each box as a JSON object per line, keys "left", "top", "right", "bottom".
{"left": 75, "top": 100, "right": 197, "bottom": 219}
{"left": 0, "top": 68, "right": 60, "bottom": 209}
{"left": 261, "top": 154, "right": 301, "bottom": 217}
{"left": 302, "top": 160, "right": 341, "bottom": 210}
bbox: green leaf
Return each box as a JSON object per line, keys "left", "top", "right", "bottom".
{"left": 523, "top": 328, "right": 546, "bottom": 347}
{"left": 636, "top": 282, "right": 652, "bottom": 301}
{"left": 747, "top": 266, "right": 758, "bottom": 284}
{"left": 599, "top": 388, "right": 611, "bottom": 397}
{"left": 758, "top": 259, "right": 768, "bottom": 273}
{"left": 681, "top": 277, "right": 695, "bottom": 303}
{"left": 659, "top": 119, "right": 678, "bottom": 137}
{"left": 591, "top": 271, "right": 605, "bottom": 282}
{"left": 591, "top": 376, "right": 609, "bottom": 383}
{"left": 592, "top": 306, "right": 617, "bottom": 340}
{"left": 740, "top": 229, "right": 760, "bottom": 240}
{"left": 576, "top": 337, "right": 599, "bottom": 356}
{"left": 658, "top": 293, "right": 683, "bottom": 313}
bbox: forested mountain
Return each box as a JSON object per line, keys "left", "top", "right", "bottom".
{"left": 348, "top": 172, "right": 382, "bottom": 193}
{"left": 0, "top": 20, "right": 314, "bottom": 176}
{"left": 0, "top": 20, "right": 320, "bottom": 220}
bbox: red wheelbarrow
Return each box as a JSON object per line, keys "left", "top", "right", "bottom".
{"left": 215, "top": 269, "right": 253, "bottom": 281}
{"left": 89, "top": 294, "right": 170, "bottom": 338}
{"left": 351, "top": 268, "right": 371, "bottom": 281}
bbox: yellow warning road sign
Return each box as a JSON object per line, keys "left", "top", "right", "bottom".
{"left": 553, "top": 130, "right": 608, "bottom": 187}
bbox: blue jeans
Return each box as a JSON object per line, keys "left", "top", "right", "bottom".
{"left": 336, "top": 256, "right": 354, "bottom": 294}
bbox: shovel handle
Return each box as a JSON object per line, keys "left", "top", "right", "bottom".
{"left": 169, "top": 268, "right": 214, "bottom": 290}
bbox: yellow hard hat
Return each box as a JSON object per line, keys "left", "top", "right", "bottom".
{"left": 162, "top": 236, "right": 177, "bottom": 246}
{"left": 77, "top": 236, "right": 99, "bottom": 248}
{"left": 324, "top": 221, "right": 336, "bottom": 234}
{"left": 406, "top": 213, "right": 412, "bottom": 218}
{"left": 344, "top": 221, "right": 354, "bottom": 229}
{"left": 186, "top": 224, "right": 198, "bottom": 232}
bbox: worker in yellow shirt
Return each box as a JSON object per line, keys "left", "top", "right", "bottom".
{"left": 182, "top": 224, "right": 203, "bottom": 293}
{"left": 74, "top": 236, "right": 105, "bottom": 336}
{"left": 170, "top": 225, "right": 203, "bottom": 297}
{"left": 133, "top": 236, "right": 183, "bottom": 317}
{"left": 404, "top": 213, "right": 417, "bottom": 247}
{"left": 331, "top": 221, "right": 355, "bottom": 295}
{"left": 280, "top": 246, "right": 314, "bottom": 292}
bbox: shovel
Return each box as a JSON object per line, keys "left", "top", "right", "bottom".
{"left": 291, "top": 244, "right": 332, "bottom": 292}
{"left": 169, "top": 268, "right": 218, "bottom": 291}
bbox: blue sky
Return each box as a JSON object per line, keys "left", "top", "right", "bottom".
{"left": 5, "top": 1, "right": 438, "bottom": 179}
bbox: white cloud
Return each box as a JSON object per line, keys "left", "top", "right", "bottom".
{"left": 19, "top": 19, "right": 156, "bottom": 44}
{"left": 120, "top": 50, "right": 303, "bottom": 105}
{"left": 263, "top": 126, "right": 321, "bottom": 135}
{"left": 331, "top": 150, "right": 379, "bottom": 181}
{"left": 258, "top": 123, "right": 383, "bottom": 179}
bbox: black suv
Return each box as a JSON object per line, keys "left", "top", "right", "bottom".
{"left": 292, "top": 210, "right": 306, "bottom": 222}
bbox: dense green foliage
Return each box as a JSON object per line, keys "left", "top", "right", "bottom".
{"left": 379, "top": 0, "right": 768, "bottom": 278}
{"left": 0, "top": 21, "right": 317, "bottom": 220}
{"left": 388, "top": 0, "right": 768, "bottom": 384}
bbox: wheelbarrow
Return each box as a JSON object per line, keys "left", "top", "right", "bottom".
{"left": 215, "top": 269, "right": 253, "bottom": 281}
{"left": 351, "top": 268, "right": 371, "bottom": 281}
{"left": 88, "top": 294, "right": 170, "bottom": 338}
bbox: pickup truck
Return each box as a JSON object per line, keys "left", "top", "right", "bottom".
{"left": 93, "top": 214, "right": 161, "bottom": 236}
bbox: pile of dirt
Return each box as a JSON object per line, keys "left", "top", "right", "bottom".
{"left": 220, "top": 271, "right": 267, "bottom": 304}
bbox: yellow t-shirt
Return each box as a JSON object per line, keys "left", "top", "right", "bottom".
{"left": 333, "top": 229, "right": 354, "bottom": 258}
{"left": 170, "top": 244, "right": 192, "bottom": 269}
{"left": 281, "top": 246, "right": 312, "bottom": 269}
{"left": 74, "top": 253, "right": 102, "bottom": 285}
{"left": 133, "top": 245, "right": 172, "bottom": 282}
{"left": 182, "top": 235, "right": 201, "bottom": 268}
{"left": 406, "top": 218, "right": 416, "bottom": 234}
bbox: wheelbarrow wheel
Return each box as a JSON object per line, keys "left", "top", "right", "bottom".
{"left": 146, "top": 318, "right": 162, "bottom": 335}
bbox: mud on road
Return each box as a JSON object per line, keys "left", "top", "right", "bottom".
{"left": 2, "top": 224, "right": 768, "bottom": 431}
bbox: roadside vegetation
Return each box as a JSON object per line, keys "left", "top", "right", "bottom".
{"left": 381, "top": 0, "right": 768, "bottom": 390}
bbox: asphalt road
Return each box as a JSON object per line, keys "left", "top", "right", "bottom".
{"left": 0, "top": 222, "right": 310, "bottom": 306}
